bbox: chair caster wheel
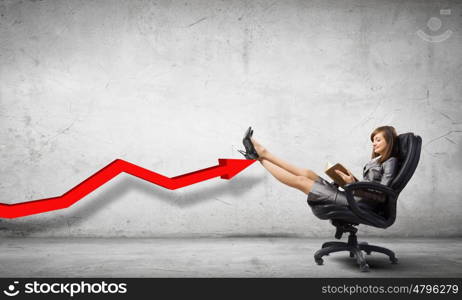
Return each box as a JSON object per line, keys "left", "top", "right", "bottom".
{"left": 360, "top": 262, "right": 370, "bottom": 272}
{"left": 390, "top": 257, "right": 398, "bottom": 264}
{"left": 315, "top": 257, "right": 324, "bottom": 265}
{"left": 349, "top": 252, "right": 355, "bottom": 258}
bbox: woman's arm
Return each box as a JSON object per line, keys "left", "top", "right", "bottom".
{"left": 380, "top": 157, "right": 398, "bottom": 186}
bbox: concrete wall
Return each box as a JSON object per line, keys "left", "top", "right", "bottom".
{"left": 1, "top": 0, "right": 461, "bottom": 237}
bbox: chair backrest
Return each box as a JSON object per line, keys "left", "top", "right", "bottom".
{"left": 354, "top": 132, "right": 422, "bottom": 228}
{"left": 389, "top": 132, "right": 422, "bottom": 194}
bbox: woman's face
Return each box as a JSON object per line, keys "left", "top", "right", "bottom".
{"left": 372, "top": 132, "right": 387, "bottom": 155}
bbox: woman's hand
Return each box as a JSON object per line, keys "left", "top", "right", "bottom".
{"left": 335, "top": 169, "right": 357, "bottom": 184}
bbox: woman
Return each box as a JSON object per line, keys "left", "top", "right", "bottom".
{"left": 238, "top": 126, "right": 399, "bottom": 211}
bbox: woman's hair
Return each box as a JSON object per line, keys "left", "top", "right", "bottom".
{"left": 370, "top": 126, "right": 398, "bottom": 163}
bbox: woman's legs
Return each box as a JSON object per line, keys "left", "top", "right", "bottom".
{"left": 251, "top": 137, "right": 320, "bottom": 179}
{"left": 263, "top": 150, "right": 320, "bottom": 181}
{"left": 259, "top": 159, "right": 314, "bottom": 195}
{"left": 250, "top": 137, "right": 318, "bottom": 195}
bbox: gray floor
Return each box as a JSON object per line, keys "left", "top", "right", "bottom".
{"left": 1, "top": 237, "right": 461, "bottom": 277}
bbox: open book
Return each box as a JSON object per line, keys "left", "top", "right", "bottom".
{"left": 325, "top": 162, "right": 386, "bottom": 202}
{"left": 325, "top": 162, "right": 359, "bottom": 187}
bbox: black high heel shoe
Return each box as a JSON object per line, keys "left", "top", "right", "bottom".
{"left": 237, "top": 126, "right": 259, "bottom": 160}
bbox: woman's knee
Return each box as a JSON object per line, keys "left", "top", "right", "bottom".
{"left": 303, "top": 169, "right": 320, "bottom": 181}
{"left": 294, "top": 176, "right": 313, "bottom": 194}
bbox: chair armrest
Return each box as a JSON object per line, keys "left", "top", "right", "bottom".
{"left": 344, "top": 181, "right": 397, "bottom": 198}
{"left": 342, "top": 181, "right": 398, "bottom": 227}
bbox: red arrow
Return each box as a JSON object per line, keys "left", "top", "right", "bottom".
{"left": 0, "top": 158, "right": 256, "bottom": 219}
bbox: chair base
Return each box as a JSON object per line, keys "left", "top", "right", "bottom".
{"left": 314, "top": 226, "right": 398, "bottom": 272}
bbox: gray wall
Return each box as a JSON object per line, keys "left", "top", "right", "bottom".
{"left": 1, "top": 0, "right": 461, "bottom": 237}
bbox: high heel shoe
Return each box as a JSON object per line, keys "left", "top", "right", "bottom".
{"left": 237, "top": 126, "right": 259, "bottom": 160}
{"left": 237, "top": 149, "right": 257, "bottom": 160}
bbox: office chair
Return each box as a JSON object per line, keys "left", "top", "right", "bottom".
{"left": 307, "top": 132, "right": 422, "bottom": 272}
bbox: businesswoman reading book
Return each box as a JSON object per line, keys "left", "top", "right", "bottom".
{"left": 238, "top": 126, "right": 399, "bottom": 211}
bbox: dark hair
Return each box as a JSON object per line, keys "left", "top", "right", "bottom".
{"left": 370, "top": 126, "right": 398, "bottom": 163}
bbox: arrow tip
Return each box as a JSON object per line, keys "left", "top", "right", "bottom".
{"left": 218, "top": 158, "right": 257, "bottom": 180}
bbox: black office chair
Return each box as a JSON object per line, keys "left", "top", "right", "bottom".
{"left": 307, "top": 132, "right": 422, "bottom": 272}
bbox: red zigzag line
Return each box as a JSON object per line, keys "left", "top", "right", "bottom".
{"left": 0, "top": 158, "right": 256, "bottom": 219}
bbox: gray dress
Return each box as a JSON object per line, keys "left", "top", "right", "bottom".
{"left": 307, "top": 156, "right": 399, "bottom": 210}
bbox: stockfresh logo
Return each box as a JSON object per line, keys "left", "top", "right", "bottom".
{"left": 3, "top": 281, "right": 20, "bottom": 297}
{"left": 2, "top": 280, "right": 128, "bottom": 297}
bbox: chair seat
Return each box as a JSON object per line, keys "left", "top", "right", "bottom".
{"left": 308, "top": 202, "right": 386, "bottom": 225}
